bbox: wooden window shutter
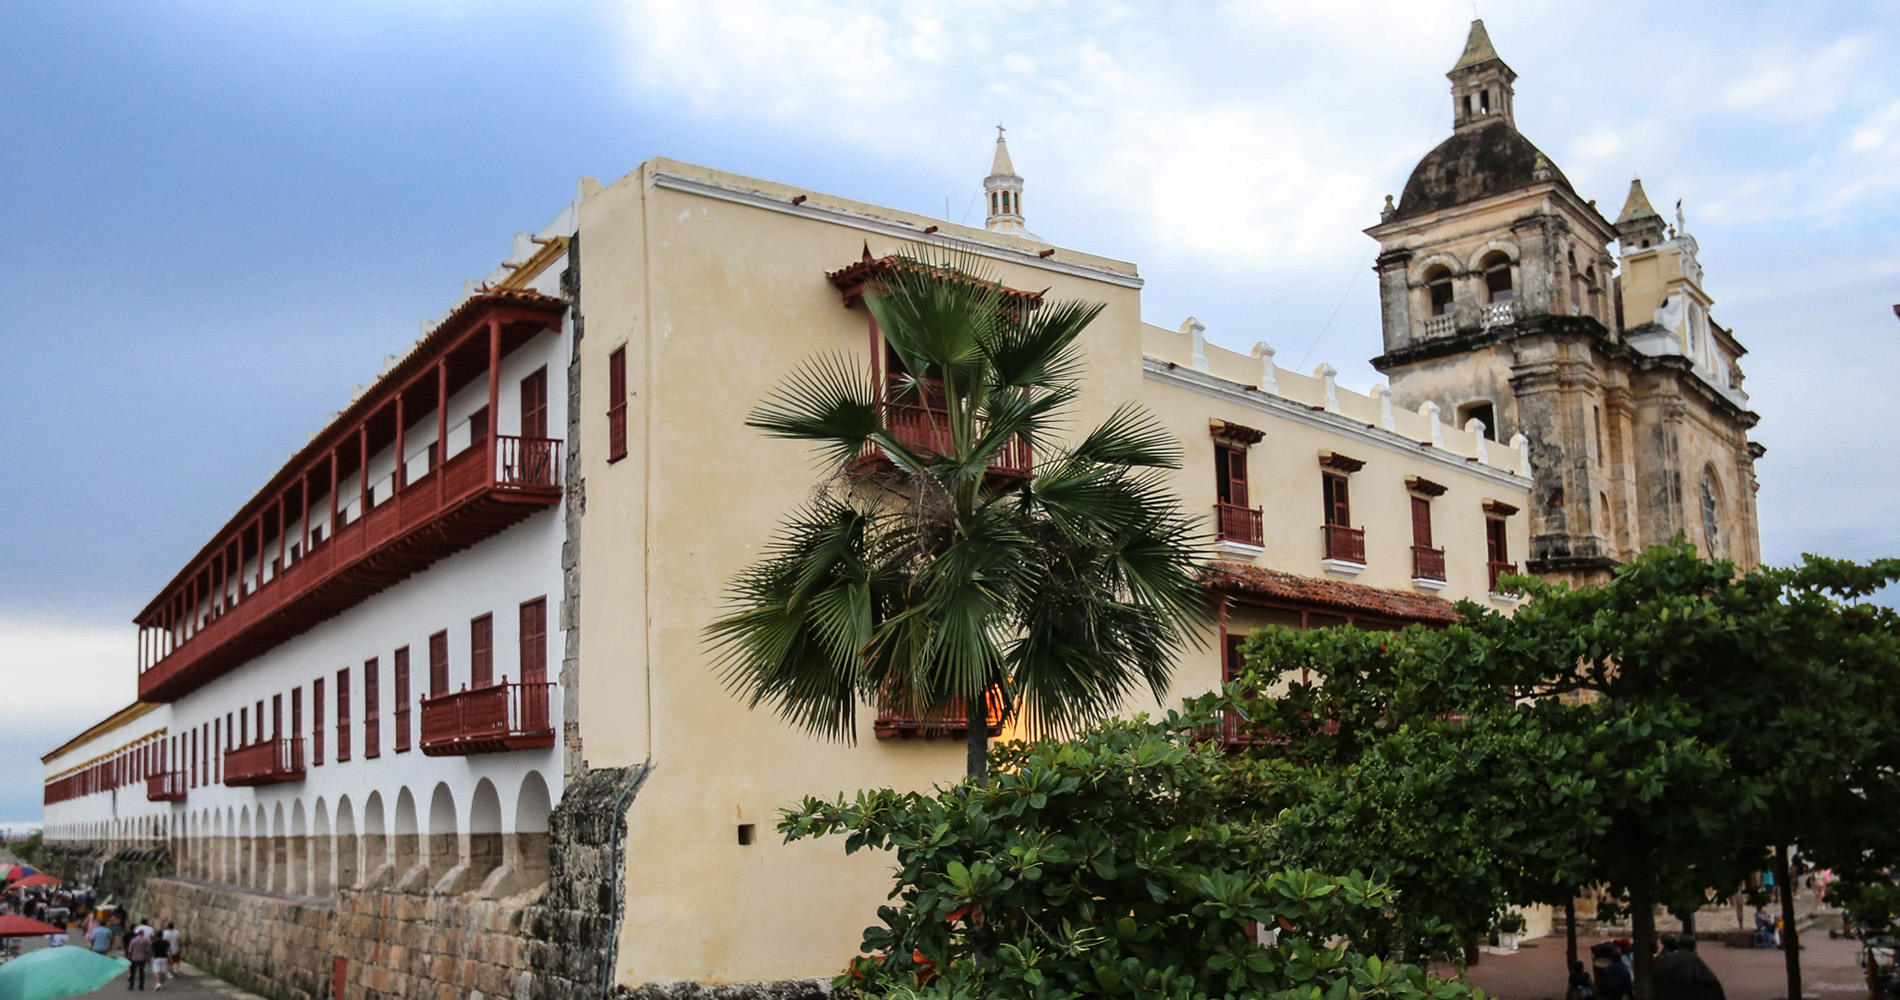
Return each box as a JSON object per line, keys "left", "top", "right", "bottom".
{"left": 1487, "top": 517, "right": 1508, "bottom": 564}
{"left": 1323, "top": 473, "right": 1351, "bottom": 527}
{"left": 520, "top": 366, "right": 549, "bottom": 440}
{"left": 607, "top": 347, "right": 628, "bottom": 462}
{"left": 291, "top": 687, "right": 302, "bottom": 752}
{"left": 471, "top": 614, "right": 494, "bottom": 688}
{"left": 364, "top": 657, "right": 381, "bottom": 759}
{"left": 520, "top": 597, "right": 548, "bottom": 685}
{"left": 313, "top": 678, "right": 325, "bottom": 765}
{"left": 1224, "top": 447, "right": 1250, "bottom": 507}
{"left": 470, "top": 406, "right": 489, "bottom": 450}
{"left": 393, "top": 646, "right": 411, "bottom": 753}
{"left": 429, "top": 630, "right": 449, "bottom": 697}
{"left": 1410, "top": 496, "right": 1433, "bottom": 548}
{"left": 336, "top": 667, "right": 351, "bottom": 762}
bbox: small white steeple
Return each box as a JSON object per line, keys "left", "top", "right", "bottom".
{"left": 984, "top": 125, "right": 1026, "bottom": 233}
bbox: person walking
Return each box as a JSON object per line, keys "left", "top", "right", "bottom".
{"left": 1653, "top": 934, "right": 1725, "bottom": 1000}
{"left": 149, "top": 928, "right": 171, "bottom": 989}
{"left": 126, "top": 928, "right": 152, "bottom": 990}
{"left": 88, "top": 919, "right": 114, "bottom": 954}
{"left": 161, "top": 922, "right": 182, "bottom": 970}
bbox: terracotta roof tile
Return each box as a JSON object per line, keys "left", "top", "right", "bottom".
{"left": 1200, "top": 562, "right": 1460, "bottom": 626}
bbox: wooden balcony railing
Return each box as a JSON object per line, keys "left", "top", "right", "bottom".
{"left": 1322, "top": 523, "right": 1366, "bottom": 565}
{"left": 223, "top": 738, "right": 305, "bottom": 787}
{"left": 1488, "top": 560, "right": 1520, "bottom": 594}
{"left": 138, "top": 436, "right": 563, "bottom": 702}
{"left": 419, "top": 680, "right": 555, "bottom": 756}
{"left": 873, "top": 690, "right": 1006, "bottom": 740}
{"left": 1412, "top": 545, "right": 1447, "bottom": 582}
{"left": 145, "top": 772, "right": 187, "bottom": 803}
{"left": 1214, "top": 503, "right": 1264, "bottom": 548}
{"left": 859, "top": 401, "right": 1033, "bottom": 480}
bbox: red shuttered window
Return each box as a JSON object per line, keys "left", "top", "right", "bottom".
{"left": 429, "top": 630, "right": 449, "bottom": 697}
{"left": 1411, "top": 496, "right": 1433, "bottom": 548}
{"left": 521, "top": 367, "right": 549, "bottom": 440}
{"left": 1322, "top": 473, "right": 1351, "bottom": 527}
{"left": 364, "top": 657, "right": 381, "bottom": 759}
{"left": 336, "top": 667, "right": 351, "bottom": 762}
{"left": 313, "top": 678, "right": 325, "bottom": 765}
{"left": 519, "top": 597, "right": 548, "bottom": 685}
{"left": 393, "top": 646, "right": 411, "bottom": 753}
{"left": 607, "top": 347, "right": 628, "bottom": 462}
{"left": 471, "top": 614, "right": 494, "bottom": 688}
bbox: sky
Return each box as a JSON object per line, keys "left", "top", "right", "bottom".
{"left": 1, "top": 0, "right": 1896, "bottom": 822}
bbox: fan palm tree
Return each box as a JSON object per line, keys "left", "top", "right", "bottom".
{"left": 706, "top": 248, "right": 1206, "bottom": 784}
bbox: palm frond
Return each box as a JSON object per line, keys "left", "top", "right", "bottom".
{"left": 748, "top": 354, "right": 880, "bottom": 470}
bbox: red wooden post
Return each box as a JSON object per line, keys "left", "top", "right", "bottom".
{"left": 278, "top": 493, "right": 286, "bottom": 574}
{"left": 487, "top": 317, "right": 501, "bottom": 483}
{"left": 436, "top": 359, "right": 447, "bottom": 505}
{"left": 395, "top": 393, "right": 406, "bottom": 492}
{"left": 358, "top": 424, "right": 368, "bottom": 518}
{"left": 329, "top": 448, "right": 339, "bottom": 535}
{"left": 301, "top": 475, "right": 310, "bottom": 555}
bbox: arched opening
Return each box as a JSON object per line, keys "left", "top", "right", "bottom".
{"left": 512, "top": 772, "right": 553, "bottom": 889}
{"left": 270, "top": 803, "right": 288, "bottom": 892}
{"left": 469, "top": 780, "right": 505, "bottom": 886}
{"left": 1699, "top": 466, "right": 1724, "bottom": 559}
{"left": 1481, "top": 251, "right": 1514, "bottom": 303}
{"left": 312, "top": 799, "right": 333, "bottom": 897}
{"left": 427, "top": 783, "right": 459, "bottom": 882}
{"left": 290, "top": 801, "right": 310, "bottom": 895}
{"left": 1423, "top": 265, "right": 1454, "bottom": 317}
{"left": 393, "top": 788, "right": 421, "bottom": 880}
{"left": 1585, "top": 266, "right": 1602, "bottom": 320}
{"left": 361, "top": 791, "right": 386, "bottom": 884}
{"left": 336, "top": 795, "right": 359, "bottom": 890}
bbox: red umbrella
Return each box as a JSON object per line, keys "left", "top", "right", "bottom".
{"left": 7, "top": 874, "right": 60, "bottom": 890}
{"left": 0, "top": 914, "right": 62, "bottom": 935}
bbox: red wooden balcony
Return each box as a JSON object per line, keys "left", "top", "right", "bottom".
{"left": 146, "top": 772, "right": 187, "bottom": 802}
{"left": 873, "top": 690, "right": 1006, "bottom": 740}
{"left": 138, "top": 437, "right": 562, "bottom": 702}
{"left": 857, "top": 401, "right": 1033, "bottom": 481}
{"left": 419, "top": 680, "right": 555, "bottom": 756}
{"left": 224, "top": 738, "right": 305, "bottom": 787}
{"left": 1322, "top": 523, "right": 1366, "bottom": 564}
{"left": 1488, "top": 560, "right": 1520, "bottom": 593}
{"left": 1412, "top": 545, "right": 1447, "bottom": 582}
{"left": 1214, "top": 502, "right": 1264, "bottom": 547}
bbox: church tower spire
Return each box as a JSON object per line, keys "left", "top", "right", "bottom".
{"left": 984, "top": 126, "right": 1026, "bottom": 233}
{"left": 1448, "top": 19, "right": 1517, "bottom": 131}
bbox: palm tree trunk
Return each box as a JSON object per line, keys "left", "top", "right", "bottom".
{"left": 966, "top": 698, "right": 988, "bottom": 786}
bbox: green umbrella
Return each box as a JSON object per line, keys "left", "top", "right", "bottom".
{"left": 0, "top": 946, "right": 128, "bottom": 1000}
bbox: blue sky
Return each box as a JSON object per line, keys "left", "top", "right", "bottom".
{"left": 2, "top": 0, "right": 1897, "bottom": 822}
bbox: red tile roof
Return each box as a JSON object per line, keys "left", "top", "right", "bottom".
{"left": 1200, "top": 562, "right": 1460, "bottom": 626}
{"left": 826, "top": 252, "right": 1046, "bottom": 307}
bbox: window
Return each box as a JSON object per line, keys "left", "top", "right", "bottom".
{"left": 272, "top": 694, "right": 282, "bottom": 741}
{"left": 219, "top": 716, "right": 227, "bottom": 781}
{"left": 291, "top": 688, "right": 302, "bottom": 758}
{"left": 607, "top": 346, "right": 629, "bottom": 462}
{"left": 313, "top": 678, "right": 325, "bottom": 765}
{"left": 1424, "top": 265, "right": 1454, "bottom": 317}
{"left": 1486, "top": 513, "right": 1513, "bottom": 593}
{"left": 1481, "top": 251, "right": 1514, "bottom": 302}
{"left": 1700, "top": 468, "right": 1722, "bottom": 558}
{"left": 1457, "top": 402, "right": 1497, "bottom": 441}
{"left": 1411, "top": 495, "right": 1434, "bottom": 549}
{"left": 394, "top": 646, "right": 412, "bottom": 753}
{"left": 189, "top": 730, "right": 198, "bottom": 789}
{"left": 471, "top": 614, "right": 495, "bottom": 688}
{"left": 520, "top": 598, "right": 548, "bottom": 685}
{"left": 1322, "top": 473, "right": 1350, "bottom": 527}
{"left": 429, "top": 630, "right": 449, "bottom": 697}
{"left": 336, "top": 667, "right": 351, "bottom": 762}
{"left": 239, "top": 707, "right": 248, "bottom": 747}
{"left": 1479, "top": 88, "right": 1490, "bottom": 113}
{"left": 469, "top": 406, "right": 490, "bottom": 452}
{"left": 364, "top": 657, "right": 381, "bottom": 759}
{"left": 1215, "top": 444, "right": 1249, "bottom": 507}
{"left": 520, "top": 366, "right": 549, "bottom": 440}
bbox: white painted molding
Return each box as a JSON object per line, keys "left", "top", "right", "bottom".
{"left": 1466, "top": 420, "right": 1489, "bottom": 463}
{"left": 1250, "top": 341, "right": 1279, "bottom": 394}
{"left": 1214, "top": 540, "right": 1265, "bottom": 562}
{"left": 1322, "top": 558, "right": 1367, "bottom": 577}
{"left": 1412, "top": 577, "right": 1448, "bottom": 593}
{"left": 1315, "top": 364, "right": 1340, "bottom": 413}
{"left": 1183, "top": 317, "right": 1208, "bottom": 373}
{"left": 1510, "top": 433, "right": 1531, "bottom": 475}
{"left": 1420, "top": 401, "right": 1445, "bottom": 448}
{"left": 1373, "top": 383, "right": 1396, "bottom": 431}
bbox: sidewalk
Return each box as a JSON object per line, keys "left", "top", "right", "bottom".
{"left": 1456, "top": 932, "right": 1873, "bottom": 1000}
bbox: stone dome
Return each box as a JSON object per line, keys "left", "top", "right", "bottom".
{"left": 1393, "top": 120, "right": 1575, "bottom": 221}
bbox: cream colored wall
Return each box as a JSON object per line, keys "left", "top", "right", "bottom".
{"left": 576, "top": 159, "right": 1149, "bottom": 987}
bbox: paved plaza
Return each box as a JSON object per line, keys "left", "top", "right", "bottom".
{"left": 1458, "top": 932, "right": 1874, "bottom": 1000}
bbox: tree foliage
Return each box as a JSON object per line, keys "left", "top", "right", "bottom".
{"left": 782, "top": 716, "right": 1482, "bottom": 1000}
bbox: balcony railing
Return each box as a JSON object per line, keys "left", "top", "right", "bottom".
{"left": 1412, "top": 545, "right": 1447, "bottom": 582}
{"left": 1424, "top": 314, "right": 1455, "bottom": 337}
{"left": 146, "top": 772, "right": 187, "bottom": 803}
{"left": 859, "top": 401, "right": 1033, "bottom": 480}
{"left": 419, "top": 680, "right": 555, "bottom": 756}
{"left": 1488, "top": 560, "right": 1520, "bottom": 594}
{"left": 873, "top": 691, "right": 1006, "bottom": 740}
{"left": 224, "top": 738, "right": 305, "bottom": 787}
{"left": 1322, "top": 523, "right": 1366, "bottom": 565}
{"left": 138, "top": 436, "right": 564, "bottom": 702}
{"left": 1481, "top": 301, "right": 1517, "bottom": 328}
{"left": 1214, "top": 503, "right": 1264, "bottom": 548}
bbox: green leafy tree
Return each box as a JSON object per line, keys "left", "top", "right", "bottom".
{"left": 1220, "top": 543, "right": 1900, "bottom": 1000}
{"left": 707, "top": 250, "right": 1206, "bottom": 782}
{"left": 781, "top": 715, "right": 1483, "bottom": 1000}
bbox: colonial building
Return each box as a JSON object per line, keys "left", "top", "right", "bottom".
{"left": 40, "top": 25, "right": 1754, "bottom": 1000}
{"left": 1366, "top": 20, "right": 1762, "bottom": 584}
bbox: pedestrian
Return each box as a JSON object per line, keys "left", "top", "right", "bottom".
{"left": 1566, "top": 958, "right": 1597, "bottom": 999}
{"left": 87, "top": 919, "right": 114, "bottom": 954}
{"left": 150, "top": 927, "right": 171, "bottom": 990}
{"left": 162, "top": 922, "right": 182, "bottom": 969}
{"left": 1593, "top": 941, "right": 1633, "bottom": 1000}
{"left": 1653, "top": 934, "right": 1725, "bottom": 1000}
{"left": 126, "top": 928, "right": 152, "bottom": 990}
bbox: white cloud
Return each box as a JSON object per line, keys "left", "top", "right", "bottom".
{"left": 0, "top": 617, "right": 133, "bottom": 724}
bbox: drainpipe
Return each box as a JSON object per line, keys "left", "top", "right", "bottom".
{"left": 599, "top": 762, "right": 652, "bottom": 1000}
